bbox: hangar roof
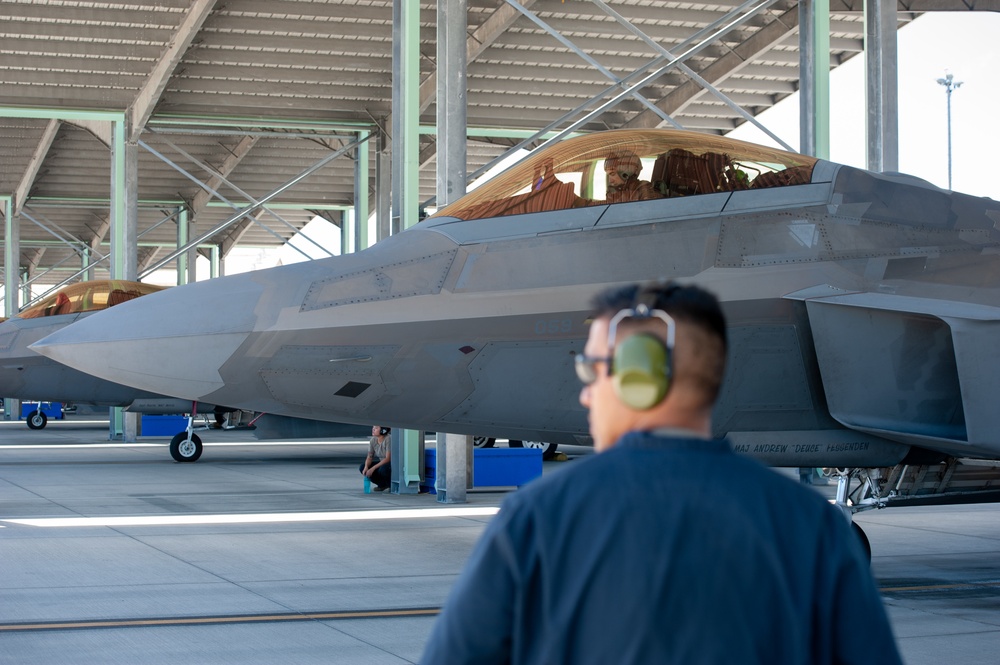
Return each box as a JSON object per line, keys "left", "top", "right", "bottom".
{"left": 0, "top": 0, "right": 995, "bottom": 296}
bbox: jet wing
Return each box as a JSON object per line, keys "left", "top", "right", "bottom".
{"left": 786, "top": 286, "right": 1000, "bottom": 459}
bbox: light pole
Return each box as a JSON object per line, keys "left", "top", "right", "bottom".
{"left": 936, "top": 72, "right": 963, "bottom": 190}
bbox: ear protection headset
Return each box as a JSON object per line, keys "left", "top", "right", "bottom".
{"left": 606, "top": 296, "right": 676, "bottom": 411}
{"left": 379, "top": 427, "right": 391, "bottom": 436}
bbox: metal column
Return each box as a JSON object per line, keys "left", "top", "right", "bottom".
{"left": 82, "top": 247, "right": 94, "bottom": 282}
{"left": 799, "top": 0, "right": 830, "bottom": 159}
{"left": 341, "top": 210, "right": 354, "bottom": 255}
{"left": 393, "top": 0, "right": 421, "bottom": 234}
{"left": 435, "top": 0, "right": 470, "bottom": 503}
{"left": 864, "top": 0, "right": 898, "bottom": 172}
{"left": 109, "top": 120, "right": 139, "bottom": 441}
{"left": 375, "top": 128, "right": 392, "bottom": 242}
{"left": 210, "top": 245, "right": 221, "bottom": 278}
{"left": 2, "top": 196, "right": 18, "bottom": 421}
{"left": 3, "top": 195, "right": 17, "bottom": 319}
{"left": 110, "top": 121, "right": 139, "bottom": 282}
{"left": 436, "top": 0, "right": 467, "bottom": 208}
{"left": 356, "top": 130, "right": 371, "bottom": 251}
{"left": 388, "top": 0, "right": 425, "bottom": 494}
{"left": 176, "top": 207, "right": 196, "bottom": 285}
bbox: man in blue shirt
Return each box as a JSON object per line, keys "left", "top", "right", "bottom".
{"left": 422, "top": 281, "right": 902, "bottom": 665}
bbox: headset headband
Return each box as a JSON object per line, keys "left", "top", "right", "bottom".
{"left": 607, "top": 303, "right": 676, "bottom": 352}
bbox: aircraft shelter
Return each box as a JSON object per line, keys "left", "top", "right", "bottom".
{"left": 0, "top": 0, "right": 998, "bottom": 487}
{"left": 3, "top": 0, "right": 998, "bottom": 300}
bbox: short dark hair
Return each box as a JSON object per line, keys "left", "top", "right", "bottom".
{"left": 590, "top": 282, "right": 726, "bottom": 347}
{"left": 589, "top": 281, "right": 728, "bottom": 403}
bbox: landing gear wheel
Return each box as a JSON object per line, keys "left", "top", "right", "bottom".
{"left": 26, "top": 411, "right": 47, "bottom": 430}
{"left": 510, "top": 440, "right": 558, "bottom": 460}
{"left": 169, "top": 432, "right": 203, "bottom": 463}
{"left": 473, "top": 436, "right": 495, "bottom": 448}
{"left": 852, "top": 521, "right": 872, "bottom": 562}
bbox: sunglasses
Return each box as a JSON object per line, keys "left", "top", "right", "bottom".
{"left": 574, "top": 353, "right": 613, "bottom": 385}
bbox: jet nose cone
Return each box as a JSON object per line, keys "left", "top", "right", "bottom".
{"left": 31, "top": 276, "right": 264, "bottom": 401}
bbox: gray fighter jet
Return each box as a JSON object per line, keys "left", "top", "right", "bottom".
{"left": 2, "top": 280, "right": 367, "bottom": 458}
{"left": 0, "top": 280, "right": 173, "bottom": 429}
{"left": 34, "top": 128, "right": 1000, "bottom": 544}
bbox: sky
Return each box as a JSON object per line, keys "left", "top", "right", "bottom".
{"left": 210, "top": 10, "right": 1000, "bottom": 281}
{"left": 731, "top": 11, "right": 1000, "bottom": 200}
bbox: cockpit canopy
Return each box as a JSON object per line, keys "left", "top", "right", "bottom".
{"left": 432, "top": 129, "right": 818, "bottom": 222}
{"left": 17, "top": 280, "right": 167, "bottom": 319}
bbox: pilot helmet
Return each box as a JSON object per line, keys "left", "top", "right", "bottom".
{"left": 605, "top": 151, "right": 642, "bottom": 179}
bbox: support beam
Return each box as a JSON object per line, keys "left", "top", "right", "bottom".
{"left": 435, "top": 0, "right": 470, "bottom": 503}
{"left": 436, "top": 433, "right": 472, "bottom": 504}
{"left": 2, "top": 196, "right": 17, "bottom": 423}
{"left": 82, "top": 246, "right": 94, "bottom": 282}
{"left": 865, "top": 0, "right": 898, "bottom": 172}
{"left": 341, "top": 209, "right": 355, "bottom": 255}
{"left": 355, "top": 131, "right": 370, "bottom": 251}
{"left": 61, "top": 119, "right": 113, "bottom": 147}
{"left": 128, "top": 0, "right": 218, "bottom": 141}
{"left": 13, "top": 120, "right": 59, "bottom": 216}
{"left": 800, "top": 0, "right": 831, "bottom": 158}
{"left": 376, "top": 128, "right": 391, "bottom": 242}
{"left": 593, "top": 0, "right": 791, "bottom": 149}
{"left": 188, "top": 135, "right": 260, "bottom": 215}
{"left": 831, "top": 0, "right": 1000, "bottom": 10}
{"left": 23, "top": 248, "right": 45, "bottom": 279}
{"left": 210, "top": 245, "right": 222, "bottom": 278}
{"left": 136, "top": 246, "right": 162, "bottom": 275}
{"left": 436, "top": 0, "right": 467, "bottom": 208}
{"left": 184, "top": 133, "right": 259, "bottom": 263}
{"left": 216, "top": 214, "right": 259, "bottom": 259}
{"left": 109, "top": 122, "right": 138, "bottom": 281}
{"left": 176, "top": 207, "right": 197, "bottom": 284}
{"left": 418, "top": 0, "right": 536, "bottom": 113}
{"left": 391, "top": 0, "right": 423, "bottom": 495}
{"left": 2, "top": 196, "right": 17, "bottom": 318}
{"left": 624, "top": 6, "right": 800, "bottom": 130}
{"left": 109, "top": 120, "right": 139, "bottom": 443}
{"left": 141, "top": 134, "right": 332, "bottom": 264}
{"left": 140, "top": 137, "right": 363, "bottom": 278}
{"left": 392, "top": 0, "right": 421, "bottom": 234}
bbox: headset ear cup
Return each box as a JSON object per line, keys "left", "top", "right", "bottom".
{"left": 612, "top": 333, "right": 671, "bottom": 410}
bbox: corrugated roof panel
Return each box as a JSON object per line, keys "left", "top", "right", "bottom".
{"left": 0, "top": 0, "right": 936, "bottom": 287}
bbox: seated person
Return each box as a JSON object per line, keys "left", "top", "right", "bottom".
{"left": 603, "top": 150, "right": 662, "bottom": 203}
{"left": 360, "top": 425, "right": 392, "bottom": 491}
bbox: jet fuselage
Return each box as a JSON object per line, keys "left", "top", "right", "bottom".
{"left": 33, "top": 130, "right": 1000, "bottom": 466}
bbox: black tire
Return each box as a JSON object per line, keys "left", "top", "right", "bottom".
{"left": 473, "top": 436, "right": 495, "bottom": 448}
{"left": 26, "top": 411, "right": 47, "bottom": 430}
{"left": 169, "top": 432, "right": 203, "bottom": 462}
{"left": 852, "top": 521, "right": 872, "bottom": 562}
{"left": 510, "top": 440, "right": 558, "bottom": 460}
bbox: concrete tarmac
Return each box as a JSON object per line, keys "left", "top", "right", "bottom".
{"left": 1, "top": 415, "right": 998, "bottom": 664}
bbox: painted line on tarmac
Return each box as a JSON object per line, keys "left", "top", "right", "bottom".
{"left": 0, "top": 607, "right": 441, "bottom": 633}
{"left": 0, "top": 443, "right": 165, "bottom": 449}
{"left": 880, "top": 581, "right": 1000, "bottom": 593}
{"left": 2, "top": 583, "right": 996, "bottom": 633}
{"left": 0, "top": 420, "right": 109, "bottom": 426}
{"left": 0, "top": 440, "right": 369, "bottom": 449}
{"left": 1, "top": 506, "right": 500, "bottom": 528}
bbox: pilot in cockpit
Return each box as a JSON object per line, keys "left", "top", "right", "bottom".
{"left": 603, "top": 150, "right": 662, "bottom": 203}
